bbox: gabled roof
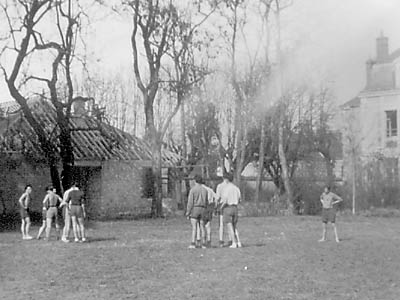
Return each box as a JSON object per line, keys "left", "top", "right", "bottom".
{"left": 0, "top": 99, "right": 179, "bottom": 166}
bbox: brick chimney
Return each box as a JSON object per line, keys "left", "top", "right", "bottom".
{"left": 72, "top": 98, "right": 87, "bottom": 116}
{"left": 376, "top": 32, "right": 389, "bottom": 63}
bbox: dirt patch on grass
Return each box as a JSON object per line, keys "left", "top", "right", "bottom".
{"left": 1, "top": 216, "right": 400, "bottom": 299}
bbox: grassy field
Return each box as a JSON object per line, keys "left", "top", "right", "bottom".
{"left": 1, "top": 215, "right": 400, "bottom": 300}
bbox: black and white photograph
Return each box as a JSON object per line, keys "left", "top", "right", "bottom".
{"left": 1, "top": 0, "right": 400, "bottom": 299}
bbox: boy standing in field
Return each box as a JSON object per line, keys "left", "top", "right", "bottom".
{"left": 186, "top": 175, "right": 208, "bottom": 249}
{"left": 216, "top": 177, "right": 232, "bottom": 247}
{"left": 43, "top": 186, "right": 61, "bottom": 241}
{"left": 219, "top": 173, "right": 242, "bottom": 248}
{"left": 66, "top": 183, "right": 87, "bottom": 243}
{"left": 18, "top": 184, "right": 33, "bottom": 240}
{"left": 61, "top": 183, "right": 80, "bottom": 242}
{"left": 319, "top": 186, "right": 343, "bottom": 243}
{"left": 198, "top": 179, "right": 217, "bottom": 248}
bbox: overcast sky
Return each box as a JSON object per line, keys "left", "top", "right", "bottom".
{"left": 1, "top": 0, "right": 400, "bottom": 105}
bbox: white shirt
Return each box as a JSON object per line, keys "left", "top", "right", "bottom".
{"left": 217, "top": 181, "right": 241, "bottom": 206}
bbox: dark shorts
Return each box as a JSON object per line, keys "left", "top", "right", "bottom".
{"left": 215, "top": 203, "right": 224, "bottom": 216}
{"left": 46, "top": 207, "right": 59, "bottom": 223}
{"left": 70, "top": 205, "right": 83, "bottom": 218}
{"left": 322, "top": 208, "right": 336, "bottom": 223}
{"left": 203, "top": 204, "right": 215, "bottom": 223}
{"left": 223, "top": 206, "right": 238, "bottom": 225}
{"left": 190, "top": 207, "right": 205, "bottom": 220}
{"left": 20, "top": 208, "right": 30, "bottom": 220}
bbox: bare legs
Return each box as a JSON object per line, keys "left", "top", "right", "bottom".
{"left": 45, "top": 218, "right": 60, "bottom": 240}
{"left": 71, "top": 216, "right": 85, "bottom": 242}
{"left": 226, "top": 222, "right": 241, "bottom": 248}
{"left": 332, "top": 223, "right": 340, "bottom": 242}
{"left": 21, "top": 217, "right": 32, "bottom": 240}
{"left": 190, "top": 218, "right": 205, "bottom": 248}
{"left": 319, "top": 222, "right": 340, "bottom": 243}
{"left": 37, "top": 221, "right": 46, "bottom": 239}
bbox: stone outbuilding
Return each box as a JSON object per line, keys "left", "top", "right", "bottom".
{"left": 0, "top": 98, "right": 179, "bottom": 219}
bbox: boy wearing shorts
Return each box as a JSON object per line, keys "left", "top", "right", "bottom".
{"left": 43, "top": 186, "right": 61, "bottom": 241}
{"left": 216, "top": 178, "right": 229, "bottom": 247}
{"left": 219, "top": 173, "right": 242, "bottom": 248}
{"left": 186, "top": 175, "right": 208, "bottom": 249}
{"left": 319, "top": 186, "right": 343, "bottom": 243}
{"left": 66, "top": 183, "right": 86, "bottom": 242}
{"left": 18, "top": 185, "right": 33, "bottom": 240}
{"left": 61, "top": 183, "right": 80, "bottom": 242}
{"left": 197, "top": 180, "right": 217, "bottom": 248}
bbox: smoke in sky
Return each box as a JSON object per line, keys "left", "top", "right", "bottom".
{"left": 1, "top": 0, "right": 400, "bottom": 105}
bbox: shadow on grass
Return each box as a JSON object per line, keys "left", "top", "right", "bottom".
{"left": 87, "top": 237, "right": 118, "bottom": 243}
{"left": 208, "top": 243, "right": 267, "bottom": 249}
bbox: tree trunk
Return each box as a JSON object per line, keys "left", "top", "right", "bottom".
{"left": 278, "top": 124, "right": 294, "bottom": 214}
{"left": 235, "top": 124, "right": 248, "bottom": 186}
{"left": 324, "top": 157, "right": 335, "bottom": 187}
{"left": 151, "top": 140, "right": 163, "bottom": 217}
{"left": 59, "top": 122, "right": 74, "bottom": 192}
{"left": 255, "top": 122, "right": 266, "bottom": 205}
{"left": 180, "top": 102, "right": 189, "bottom": 209}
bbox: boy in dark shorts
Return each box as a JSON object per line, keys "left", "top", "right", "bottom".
{"left": 186, "top": 175, "right": 208, "bottom": 249}
{"left": 61, "top": 183, "right": 81, "bottom": 242}
{"left": 43, "top": 186, "right": 61, "bottom": 241}
{"left": 66, "top": 183, "right": 87, "bottom": 242}
{"left": 216, "top": 178, "right": 232, "bottom": 247}
{"left": 196, "top": 180, "right": 217, "bottom": 248}
{"left": 219, "top": 173, "right": 242, "bottom": 248}
{"left": 319, "top": 186, "right": 343, "bottom": 243}
{"left": 18, "top": 185, "right": 33, "bottom": 240}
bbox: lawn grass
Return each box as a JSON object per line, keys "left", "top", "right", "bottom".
{"left": 1, "top": 216, "right": 400, "bottom": 300}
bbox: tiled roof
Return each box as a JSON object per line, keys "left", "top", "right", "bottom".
{"left": 0, "top": 99, "right": 179, "bottom": 165}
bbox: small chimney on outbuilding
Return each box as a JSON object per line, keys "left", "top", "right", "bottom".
{"left": 72, "top": 97, "right": 87, "bottom": 116}
{"left": 376, "top": 31, "right": 389, "bottom": 63}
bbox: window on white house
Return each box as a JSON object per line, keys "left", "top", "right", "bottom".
{"left": 386, "top": 110, "right": 397, "bottom": 137}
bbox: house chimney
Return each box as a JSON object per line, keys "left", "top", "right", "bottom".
{"left": 376, "top": 31, "right": 389, "bottom": 63}
{"left": 72, "top": 98, "right": 87, "bottom": 116}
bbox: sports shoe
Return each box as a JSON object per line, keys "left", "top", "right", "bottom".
{"left": 74, "top": 238, "right": 79, "bottom": 243}
{"left": 188, "top": 244, "right": 196, "bottom": 249}
{"left": 25, "top": 235, "right": 33, "bottom": 240}
{"left": 237, "top": 243, "right": 242, "bottom": 248}
{"left": 61, "top": 237, "right": 69, "bottom": 243}
{"left": 229, "top": 244, "right": 238, "bottom": 248}
{"left": 335, "top": 238, "right": 340, "bottom": 243}
{"left": 318, "top": 238, "right": 326, "bottom": 242}
{"left": 81, "top": 238, "right": 87, "bottom": 243}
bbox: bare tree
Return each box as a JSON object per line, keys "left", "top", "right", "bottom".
{"left": 273, "top": 0, "right": 294, "bottom": 213}
{"left": 0, "top": 0, "right": 94, "bottom": 192}
{"left": 254, "top": 0, "right": 273, "bottom": 205}
{"left": 127, "top": 0, "right": 216, "bottom": 217}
